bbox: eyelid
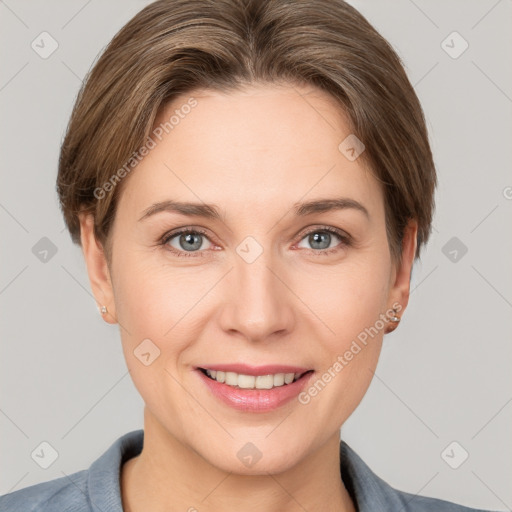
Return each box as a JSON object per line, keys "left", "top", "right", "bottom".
{"left": 297, "top": 224, "right": 351, "bottom": 241}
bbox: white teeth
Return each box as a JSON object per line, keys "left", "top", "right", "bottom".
{"left": 204, "top": 369, "right": 307, "bottom": 389}
{"left": 255, "top": 374, "right": 274, "bottom": 389}
{"left": 225, "top": 371, "right": 238, "bottom": 386}
{"left": 273, "top": 373, "right": 285, "bottom": 386}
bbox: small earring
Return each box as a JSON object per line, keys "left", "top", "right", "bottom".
{"left": 389, "top": 307, "right": 400, "bottom": 323}
{"left": 100, "top": 305, "right": 108, "bottom": 315}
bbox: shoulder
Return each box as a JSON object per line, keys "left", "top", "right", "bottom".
{"left": 339, "top": 441, "right": 498, "bottom": 512}
{"left": 0, "top": 429, "right": 144, "bottom": 512}
{"left": 0, "top": 470, "right": 90, "bottom": 512}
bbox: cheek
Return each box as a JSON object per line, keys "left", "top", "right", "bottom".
{"left": 114, "top": 252, "right": 202, "bottom": 333}
{"left": 297, "top": 279, "right": 386, "bottom": 431}
{"left": 301, "top": 254, "right": 391, "bottom": 341}
{"left": 296, "top": 255, "right": 389, "bottom": 407}
{"left": 113, "top": 256, "right": 212, "bottom": 384}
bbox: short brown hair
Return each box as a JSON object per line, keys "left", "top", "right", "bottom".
{"left": 57, "top": 0, "right": 436, "bottom": 267}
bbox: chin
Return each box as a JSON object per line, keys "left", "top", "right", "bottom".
{"left": 197, "top": 436, "right": 306, "bottom": 476}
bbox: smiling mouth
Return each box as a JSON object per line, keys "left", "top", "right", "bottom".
{"left": 198, "top": 368, "right": 314, "bottom": 390}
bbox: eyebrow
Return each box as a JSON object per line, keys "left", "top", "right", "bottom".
{"left": 138, "top": 197, "right": 370, "bottom": 222}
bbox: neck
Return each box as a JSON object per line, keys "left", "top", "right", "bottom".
{"left": 121, "top": 410, "right": 355, "bottom": 512}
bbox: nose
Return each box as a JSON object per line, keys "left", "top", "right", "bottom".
{"left": 217, "top": 245, "right": 296, "bottom": 343}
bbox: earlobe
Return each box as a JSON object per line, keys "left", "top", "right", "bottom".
{"left": 78, "top": 212, "right": 117, "bottom": 324}
{"left": 385, "top": 219, "right": 418, "bottom": 334}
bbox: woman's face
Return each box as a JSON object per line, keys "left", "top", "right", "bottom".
{"left": 82, "top": 82, "right": 416, "bottom": 474}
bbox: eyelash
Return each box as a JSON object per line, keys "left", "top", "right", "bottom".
{"left": 159, "top": 226, "right": 352, "bottom": 258}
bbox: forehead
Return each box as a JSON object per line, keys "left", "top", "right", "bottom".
{"left": 118, "top": 83, "right": 384, "bottom": 222}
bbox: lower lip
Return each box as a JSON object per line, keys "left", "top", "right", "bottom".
{"left": 196, "top": 369, "right": 314, "bottom": 413}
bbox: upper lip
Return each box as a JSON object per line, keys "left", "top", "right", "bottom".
{"left": 197, "top": 364, "right": 312, "bottom": 376}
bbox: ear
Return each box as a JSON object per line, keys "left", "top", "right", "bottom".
{"left": 78, "top": 212, "right": 117, "bottom": 324}
{"left": 385, "top": 219, "right": 418, "bottom": 334}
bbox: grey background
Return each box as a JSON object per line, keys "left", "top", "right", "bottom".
{"left": 1, "top": 0, "right": 511, "bottom": 509}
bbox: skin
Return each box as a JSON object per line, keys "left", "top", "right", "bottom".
{"left": 79, "top": 82, "right": 417, "bottom": 512}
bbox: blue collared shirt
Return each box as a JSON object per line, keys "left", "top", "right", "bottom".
{"left": 0, "top": 429, "right": 497, "bottom": 511}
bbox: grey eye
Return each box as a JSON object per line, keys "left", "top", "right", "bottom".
{"left": 167, "top": 231, "right": 212, "bottom": 252}
{"left": 297, "top": 230, "right": 341, "bottom": 251}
